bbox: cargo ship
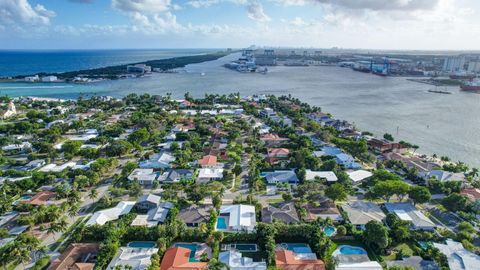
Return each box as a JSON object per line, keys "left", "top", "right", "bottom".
{"left": 460, "top": 80, "right": 480, "bottom": 91}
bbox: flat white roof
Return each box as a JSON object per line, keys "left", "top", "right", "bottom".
{"left": 305, "top": 170, "right": 338, "bottom": 181}
{"left": 347, "top": 170, "right": 373, "bottom": 182}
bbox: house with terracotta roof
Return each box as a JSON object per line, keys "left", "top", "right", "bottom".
{"left": 198, "top": 155, "right": 218, "bottom": 168}
{"left": 160, "top": 247, "right": 208, "bottom": 270}
{"left": 303, "top": 200, "right": 342, "bottom": 222}
{"left": 48, "top": 243, "right": 99, "bottom": 270}
{"left": 275, "top": 250, "right": 325, "bottom": 270}
{"left": 260, "top": 133, "right": 289, "bottom": 146}
{"left": 22, "top": 191, "right": 56, "bottom": 206}
{"left": 461, "top": 188, "right": 480, "bottom": 201}
{"left": 266, "top": 148, "right": 290, "bottom": 165}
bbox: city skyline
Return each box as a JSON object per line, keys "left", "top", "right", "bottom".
{"left": 0, "top": 0, "right": 480, "bottom": 50}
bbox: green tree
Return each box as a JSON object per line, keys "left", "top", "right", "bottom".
{"left": 383, "top": 133, "right": 394, "bottom": 141}
{"left": 442, "top": 193, "right": 468, "bottom": 212}
{"left": 408, "top": 186, "right": 431, "bottom": 205}
{"left": 325, "top": 183, "right": 348, "bottom": 202}
{"left": 363, "top": 221, "right": 389, "bottom": 251}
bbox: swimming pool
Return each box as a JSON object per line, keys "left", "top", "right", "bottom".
{"left": 216, "top": 217, "right": 228, "bottom": 230}
{"left": 323, "top": 226, "right": 336, "bottom": 237}
{"left": 281, "top": 243, "right": 313, "bottom": 254}
{"left": 222, "top": 244, "right": 258, "bottom": 252}
{"left": 127, "top": 241, "right": 157, "bottom": 248}
{"left": 335, "top": 245, "right": 367, "bottom": 255}
{"left": 175, "top": 243, "right": 198, "bottom": 262}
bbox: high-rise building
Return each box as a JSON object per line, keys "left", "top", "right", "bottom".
{"left": 442, "top": 56, "right": 466, "bottom": 72}
{"left": 467, "top": 60, "right": 480, "bottom": 73}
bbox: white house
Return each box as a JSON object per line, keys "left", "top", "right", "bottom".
{"left": 139, "top": 152, "right": 176, "bottom": 169}
{"left": 41, "top": 75, "right": 58, "bottom": 82}
{"left": 384, "top": 202, "right": 435, "bottom": 231}
{"left": 433, "top": 239, "right": 480, "bottom": 270}
{"left": 107, "top": 246, "right": 158, "bottom": 270}
{"left": 217, "top": 204, "right": 256, "bottom": 232}
{"left": 2, "top": 142, "right": 32, "bottom": 152}
{"left": 219, "top": 250, "right": 266, "bottom": 270}
{"left": 128, "top": 169, "right": 158, "bottom": 186}
{"left": 305, "top": 170, "right": 338, "bottom": 182}
{"left": 347, "top": 170, "right": 373, "bottom": 185}
{"left": 197, "top": 168, "right": 224, "bottom": 183}
{"left": 420, "top": 170, "right": 466, "bottom": 183}
{"left": 86, "top": 201, "right": 135, "bottom": 226}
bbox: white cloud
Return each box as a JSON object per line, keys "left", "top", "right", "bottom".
{"left": 0, "top": 0, "right": 55, "bottom": 28}
{"left": 246, "top": 0, "right": 271, "bottom": 22}
{"left": 187, "top": 0, "right": 221, "bottom": 8}
{"left": 112, "top": 0, "right": 171, "bottom": 13}
{"left": 313, "top": 0, "right": 440, "bottom": 11}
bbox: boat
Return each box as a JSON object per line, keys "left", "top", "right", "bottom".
{"left": 460, "top": 79, "right": 480, "bottom": 91}
{"left": 428, "top": 89, "right": 452, "bottom": 94}
{"left": 449, "top": 71, "right": 476, "bottom": 80}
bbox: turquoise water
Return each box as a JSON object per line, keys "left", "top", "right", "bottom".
{"left": 417, "top": 241, "right": 431, "bottom": 250}
{"left": 233, "top": 244, "right": 257, "bottom": 252}
{"left": 217, "top": 217, "right": 228, "bottom": 229}
{"left": 175, "top": 243, "right": 198, "bottom": 262}
{"left": 127, "top": 241, "right": 157, "bottom": 248}
{"left": 323, "top": 226, "right": 336, "bottom": 237}
{"left": 283, "top": 243, "right": 312, "bottom": 254}
{"left": 338, "top": 245, "right": 367, "bottom": 255}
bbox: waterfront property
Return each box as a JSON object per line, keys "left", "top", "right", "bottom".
{"left": 217, "top": 204, "right": 256, "bottom": 232}
{"left": 384, "top": 202, "right": 435, "bottom": 231}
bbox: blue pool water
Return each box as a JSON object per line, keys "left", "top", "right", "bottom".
{"left": 338, "top": 245, "right": 367, "bottom": 255}
{"left": 127, "top": 241, "right": 157, "bottom": 248}
{"left": 175, "top": 243, "right": 198, "bottom": 262}
{"left": 283, "top": 243, "right": 312, "bottom": 254}
{"left": 417, "top": 241, "right": 431, "bottom": 250}
{"left": 323, "top": 226, "right": 336, "bottom": 237}
{"left": 217, "top": 217, "right": 228, "bottom": 229}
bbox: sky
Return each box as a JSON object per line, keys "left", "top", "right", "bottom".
{"left": 0, "top": 0, "right": 479, "bottom": 50}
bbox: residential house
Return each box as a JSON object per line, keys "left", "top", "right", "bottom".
{"left": 160, "top": 247, "right": 208, "bottom": 270}
{"left": 266, "top": 148, "right": 290, "bottom": 165}
{"left": 305, "top": 112, "right": 331, "bottom": 124}
{"left": 384, "top": 152, "right": 437, "bottom": 174}
{"left": 128, "top": 168, "right": 158, "bottom": 186}
{"left": 347, "top": 170, "right": 373, "bottom": 185}
{"left": 198, "top": 155, "right": 219, "bottom": 168}
{"left": 260, "top": 108, "right": 276, "bottom": 118}
{"left": 305, "top": 170, "right": 338, "bottom": 182}
{"left": 275, "top": 250, "right": 325, "bottom": 270}
{"left": 219, "top": 250, "right": 267, "bottom": 270}
{"left": 161, "top": 169, "right": 194, "bottom": 183}
{"left": 264, "top": 170, "right": 299, "bottom": 185}
{"left": 135, "top": 194, "right": 161, "bottom": 212}
{"left": 367, "top": 138, "right": 407, "bottom": 154}
{"left": 461, "top": 188, "right": 480, "bottom": 202}
{"left": 262, "top": 202, "right": 299, "bottom": 224}
{"left": 107, "top": 246, "right": 158, "bottom": 270}
{"left": 217, "top": 204, "right": 256, "bottom": 232}
{"left": 2, "top": 142, "right": 32, "bottom": 152}
{"left": 342, "top": 201, "right": 386, "bottom": 230}
{"left": 260, "top": 133, "right": 289, "bottom": 146}
{"left": 384, "top": 202, "right": 435, "bottom": 231}
{"left": 335, "top": 153, "right": 362, "bottom": 169}
{"left": 139, "top": 152, "right": 176, "bottom": 169}
{"left": 22, "top": 191, "right": 56, "bottom": 206}
{"left": 178, "top": 205, "right": 212, "bottom": 227}
{"left": 48, "top": 243, "right": 99, "bottom": 270}
{"left": 420, "top": 170, "right": 466, "bottom": 183}
{"left": 386, "top": 256, "right": 439, "bottom": 270}
{"left": 303, "top": 200, "right": 342, "bottom": 222}
{"left": 25, "top": 159, "right": 46, "bottom": 170}
{"left": 313, "top": 146, "right": 342, "bottom": 157}
{"left": 433, "top": 239, "right": 480, "bottom": 270}
{"left": 131, "top": 201, "right": 174, "bottom": 227}
{"left": 197, "top": 168, "right": 224, "bottom": 183}
{"left": 334, "top": 253, "right": 383, "bottom": 270}
{"left": 86, "top": 201, "right": 135, "bottom": 226}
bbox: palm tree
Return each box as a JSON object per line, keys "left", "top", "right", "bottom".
{"left": 89, "top": 189, "right": 98, "bottom": 200}
{"left": 199, "top": 223, "right": 209, "bottom": 234}
{"left": 207, "top": 258, "right": 229, "bottom": 270}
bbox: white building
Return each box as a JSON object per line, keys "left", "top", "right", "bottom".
{"left": 219, "top": 250, "right": 267, "bottom": 270}
{"left": 2, "top": 101, "right": 16, "bottom": 119}
{"left": 41, "top": 76, "right": 58, "bottom": 82}
{"left": 217, "top": 204, "right": 256, "bottom": 232}
{"left": 128, "top": 169, "right": 158, "bottom": 186}
{"left": 1, "top": 142, "right": 31, "bottom": 152}
{"left": 347, "top": 170, "right": 373, "bottom": 185}
{"left": 24, "top": 75, "right": 39, "bottom": 82}
{"left": 305, "top": 170, "right": 338, "bottom": 182}
{"left": 443, "top": 56, "right": 466, "bottom": 72}
{"left": 107, "top": 246, "right": 158, "bottom": 270}
{"left": 197, "top": 168, "right": 224, "bottom": 183}
{"left": 86, "top": 201, "right": 135, "bottom": 226}
{"left": 433, "top": 239, "right": 480, "bottom": 270}
{"left": 139, "top": 152, "right": 175, "bottom": 169}
{"left": 468, "top": 60, "right": 480, "bottom": 73}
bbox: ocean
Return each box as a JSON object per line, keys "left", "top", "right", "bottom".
{"left": 0, "top": 52, "right": 479, "bottom": 167}
{"left": 0, "top": 49, "right": 216, "bottom": 77}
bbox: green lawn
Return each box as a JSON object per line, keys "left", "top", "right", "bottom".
{"left": 381, "top": 242, "right": 415, "bottom": 261}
